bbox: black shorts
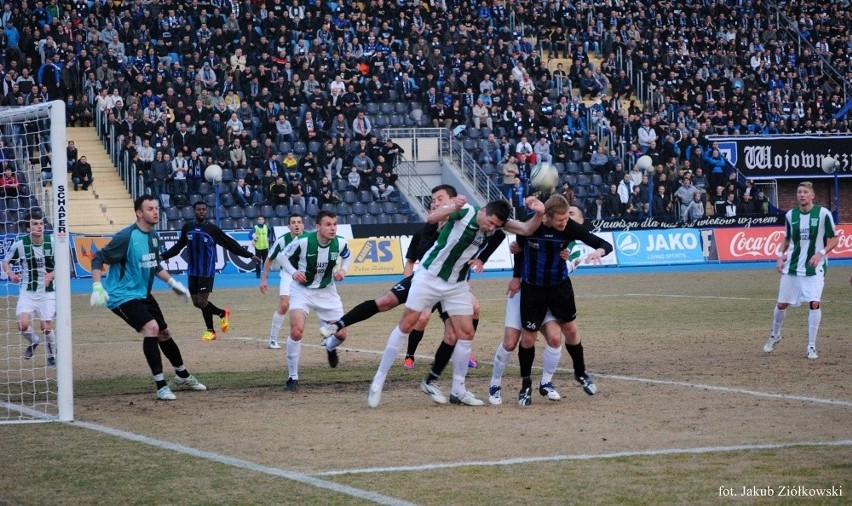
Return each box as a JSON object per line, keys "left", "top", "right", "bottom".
{"left": 520, "top": 279, "right": 577, "bottom": 331}
{"left": 188, "top": 275, "right": 215, "bottom": 294}
{"left": 388, "top": 274, "right": 413, "bottom": 304}
{"left": 112, "top": 294, "right": 168, "bottom": 333}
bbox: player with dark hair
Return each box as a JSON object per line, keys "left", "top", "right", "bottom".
{"left": 278, "top": 210, "right": 351, "bottom": 391}
{"left": 160, "top": 201, "right": 260, "bottom": 341}
{"left": 764, "top": 181, "right": 838, "bottom": 359}
{"left": 368, "top": 195, "right": 546, "bottom": 408}
{"left": 90, "top": 195, "right": 205, "bottom": 401}
{"left": 3, "top": 210, "right": 56, "bottom": 366}
{"left": 259, "top": 214, "right": 305, "bottom": 349}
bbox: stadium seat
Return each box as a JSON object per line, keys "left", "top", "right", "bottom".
{"left": 374, "top": 115, "right": 389, "bottom": 128}
{"left": 342, "top": 190, "right": 358, "bottom": 204}
{"left": 466, "top": 128, "right": 481, "bottom": 140}
{"left": 275, "top": 205, "right": 289, "bottom": 217}
{"left": 382, "top": 201, "right": 398, "bottom": 214}
{"left": 180, "top": 207, "right": 194, "bottom": 220}
{"left": 229, "top": 207, "right": 245, "bottom": 219}
{"left": 346, "top": 215, "right": 361, "bottom": 225}
{"left": 198, "top": 182, "right": 212, "bottom": 195}
{"left": 394, "top": 102, "right": 409, "bottom": 114}
{"left": 308, "top": 141, "right": 321, "bottom": 154}
{"left": 219, "top": 218, "right": 235, "bottom": 229}
{"left": 289, "top": 203, "right": 305, "bottom": 215}
{"left": 389, "top": 115, "right": 404, "bottom": 127}
{"left": 388, "top": 191, "right": 401, "bottom": 202}
{"left": 591, "top": 174, "right": 604, "bottom": 186}
{"left": 305, "top": 203, "right": 319, "bottom": 216}
{"left": 367, "top": 201, "right": 382, "bottom": 215}
{"left": 336, "top": 202, "right": 352, "bottom": 216}
{"left": 268, "top": 217, "right": 283, "bottom": 227}
{"left": 221, "top": 168, "right": 235, "bottom": 182}
{"left": 376, "top": 213, "right": 391, "bottom": 224}
{"left": 380, "top": 102, "right": 394, "bottom": 114}
{"left": 169, "top": 219, "right": 186, "bottom": 230}
{"left": 260, "top": 205, "right": 275, "bottom": 218}
{"left": 392, "top": 213, "right": 408, "bottom": 223}
{"left": 221, "top": 193, "right": 235, "bottom": 207}
{"left": 567, "top": 162, "right": 580, "bottom": 174}
{"left": 278, "top": 142, "right": 292, "bottom": 154}
{"left": 358, "top": 190, "right": 373, "bottom": 204}
{"left": 365, "top": 102, "right": 379, "bottom": 115}
{"left": 336, "top": 179, "right": 349, "bottom": 192}
{"left": 244, "top": 205, "right": 259, "bottom": 219}
{"left": 581, "top": 162, "right": 593, "bottom": 174}
{"left": 235, "top": 217, "right": 251, "bottom": 229}
{"left": 360, "top": 214, "right": 376, "bottom": 225}
{"left": 293, "top": 141, "right": 307, "bottom": 155}
{"left": 235, "top": 168, "right": 248, "bottom": 180}
{"left": 574, "top": 186, "right": 587, "bottom": 199}
{"left": 165, "top": 207, "right": 180, "bottom": 221}
{"left": 352, "top": 202, "right": 367, "bottom": 216}
{"left": 204, "top": 194, "right": 217, "bottom": 207}
{"left": 570, "top": 150, "right": 583, "bottom": 162}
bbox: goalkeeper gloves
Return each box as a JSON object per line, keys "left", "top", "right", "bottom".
{"left": 90, "top": 282, "right": 109, "bottom": 307}
{"left": 168, "top": 278, "right": 191, "bottom": 303}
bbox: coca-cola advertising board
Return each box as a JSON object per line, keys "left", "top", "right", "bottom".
{"left": 715, "top": 225, "right": 852, "bottom": 261}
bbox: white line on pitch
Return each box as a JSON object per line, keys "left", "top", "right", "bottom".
{"left": 72, "top": 420, "right": 414, "bottom": 506}
{"left": 313, "top": 439, "right": 852, "bottom": 476}
{"left": 70, "top": 339, "right": 852, "bottom": 408}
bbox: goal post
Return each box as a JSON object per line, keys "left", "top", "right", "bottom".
{"left": 0, "top": 100, "right": 72, "bottom": 423}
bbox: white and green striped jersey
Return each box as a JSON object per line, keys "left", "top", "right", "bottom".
{"left": 281, "top": 231, "right": 351, "bottom": 288}
{"left": 268, "top": 232, "right": 301, "bottom": 268}
{"left": 4, "top": 235, "right": 55, "bottom": 293}
{"left": 420, "top": 204, "right": 494, "bottom": 283}
{"left": 782, "top": 205, "right": 835, "bottom": 276}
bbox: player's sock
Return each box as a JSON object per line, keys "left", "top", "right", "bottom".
{"left": 566, "top": 343, "right": 586, "bottom": 377}
{"left": 207, "top": 302, "right": 224, "bottom": 318}
{"left": 771, "top": 307, "right": 786, "bottom": 337}
{"left": 325, "top": 335, "right": 342, "bottom": 351}
{"left": 375, "top": 326, "right": 407, "bottom": 385}
{"left": 21, "top": 327, "right": 37, "bottom": 345}
{"left": 541, "top": 344, "right": 562, "bottom": 385}
{"left": 518, "top": 344, "right": 535, "bottom": 379}
{"left": 201, "top": 306, "right": 215, "bottom": 331}
{"left": 43, "top": 330, "right": 55, "bottom": 357}
{"left": 340, "top": 300, "right": 380, "bottom": 328}
{"left": 270, "top": 311, "right": 285, "bottom": 341}
{"left": 158, "top": 338, "right": 185, "bottom": 368}
{"left": 143, "top": 337, "right": 164, "bottom": 384}
{"left": 491, "top": 343, "right": 512, "bottom": 386}
{"left": 173, "top": 364, "right": 190, "bottom": 379}
{"left": 450, "top": 339, "right": 472, "bottom": 396}
{"left": 426, "top": 340, "right": 455, "bottom": 383}
{"left": 286, "top": 336, "right": 301, "bottom": 380}
{"left": 807, "top": 308, "right": 821, "bottom": 349}
{"left": 405, "top": 329, "right": 424, "bottom": 358}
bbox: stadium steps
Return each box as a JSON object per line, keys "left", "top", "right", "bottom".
{"left": 65, "top": 127, "right": 135, "bottom": 235}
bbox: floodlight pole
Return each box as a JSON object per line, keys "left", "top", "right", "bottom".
{"left": 215, "top": 181, "right": 221, "bottom": 227}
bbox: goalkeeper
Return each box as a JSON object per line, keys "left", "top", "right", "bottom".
{"left": 90, "top": 195, "right": 206, "bottom": 401}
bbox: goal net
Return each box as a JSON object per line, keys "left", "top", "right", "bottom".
{"left": 0, "top": 101, "right": 72, "bottom": 423}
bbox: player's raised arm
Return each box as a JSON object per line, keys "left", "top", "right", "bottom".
{"left": 427, "top": 195, "right": 467, "bottom": 224}
{"left": 503, "top": 197, "right": 544, "bottom": 236}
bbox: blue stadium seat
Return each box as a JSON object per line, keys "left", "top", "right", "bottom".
{"left": 260, "top": 205, "right": 275, "bottom": 218}
{"left": 360, "top": 214, "right": 376, "bottom": 225}
{"left": 367, "top": 201, "right": 382, "bottom": 215}
{"left": 244, "top": 205, "right": 259, "bottom": 219}
{"left": 376, "top": 213, "right": 392, "bottom": 224}
{"left": 352, "top": 202, "right": 367, "bottom": 216}
{"left": 382, "top": 201, "right": 398, "bottom": 214}
{"left": 275, "top": 205, "right": 289, "bottom": 218}
{"left": 229, "top": 207, "right": 245, "bottom": 219}
{"left": 305, "top": 203, "right": 319, "bottom": 216}
{"left": 236, "top": 217, "right": 251, "bottom": 229}
{"left": 358, "top": 190, "right": 373, "bottom": 204}
{"left": 289, "top": 203, "right": 305, "bottom": 215}
{"left": 342, "top": 190, "right": 358, "bottom": 204}
{"left": 219, "top": 218, "right": 235, "bottom": 229}
{"left": 336, "top": 203, "right": 352, "bottom": 216}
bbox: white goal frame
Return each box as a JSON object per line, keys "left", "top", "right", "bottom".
{"left": 0, "top": 101, "right": 72, "bottom": 423}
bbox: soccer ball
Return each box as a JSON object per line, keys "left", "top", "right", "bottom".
{"left": 205, "top": 164, "right": 223, "bottom": 183}
{"left": 636, "top": 155, "right": 653, "bottom": 171}
{"left": 821, "top": 156, "right": 838, "bottom": 174}
{"left": 529, "top": 162, "right": 559, "bottom": 192}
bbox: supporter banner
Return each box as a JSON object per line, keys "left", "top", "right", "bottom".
{"left": 715, "top": 224, "right": 852, "bottom": 261}
{"left": 590, "top": 214, "right": 784, "bottom": 231}
{"left": 574, "top": 231, "right": 618, "bottom": 267}
{"left": 708, "top": 135, "right": 851, "bottom": 179}
{"left": 346, "top": 238, "right": 405, "bottom": 276}
{"left": 613, "top": 229, "right": 704, "bottom": 266}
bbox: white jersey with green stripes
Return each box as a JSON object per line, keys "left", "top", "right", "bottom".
{"left": 782, "top": 204, "right": 836, "bottom": 277}
{"left": 268, "top": 232, "right": 301, "bottom": 268}
{"left": 4, "top": 235, "right": 55, "bottom": 294}
{"left": 282, "top": 232, "right": 351, "bottom": 289}
{"left": 420, "top": 204, "right": 494, "bottom": 283}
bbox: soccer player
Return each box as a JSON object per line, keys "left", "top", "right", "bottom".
{"left": 490, "top": 203, "right": 612, "bottom": 405}
{"left": 3, "top": 211, "right": 56, "bottom": 366}
{"left": 90, "top": 195, "right": 205, "bottom": 401}
{"left": 367, "top": 195, "right": 546, "bottom": 408}
{"left": 278, "top": 210, "right": 351, "bottom": 391}
{"left": 764, "top": 181, "right": 838, "bottom": 359}
{"left": 160, "top": 201, "right": 260, "bottom": 341}
{"left": 259, "top": 214, "right": 305, "bottom": 349}
{"left": 318, "top": 185, "right": 494, "bottom": 369}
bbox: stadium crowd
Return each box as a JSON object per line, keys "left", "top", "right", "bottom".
{"left": 0, "top": 0, "right": 846, "bottom": 226}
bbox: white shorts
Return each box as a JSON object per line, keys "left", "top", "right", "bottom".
{"left": 406, "top": 270, "right": 472, "bottom": 316}
{"left": 504, "top": 292, "right": 555, "bottom": 331}
{"left": 17, "top": 292, "right": 56, "bottom": 321}
{"left": 289, "top": 283, "right": 344, "bottom": 323}
{"left": 777, "top": 274, "right": 824, "bottom": 306}
{"left": 279, "top": 272, "right": 293, "bottom": 296}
